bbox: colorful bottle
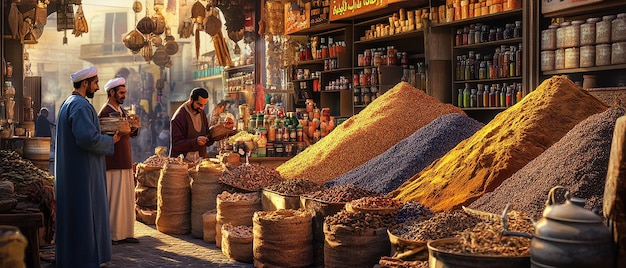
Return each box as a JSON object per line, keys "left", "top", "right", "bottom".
{"left": 463, "top": 83, "right": 470, "bottom": 108}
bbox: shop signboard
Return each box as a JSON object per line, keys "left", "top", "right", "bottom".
{"left": 329, "top": 0, "right": 395, "bottom": 21}
{"left": 285, "top": 2, "right": 311, "bottom": 34}
{"left": 542, "top": 0, "right": 604, "bottom": 14}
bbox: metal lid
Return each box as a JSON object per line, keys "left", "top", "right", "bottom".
{"left": 603, "top": 15, "right": 617, "bottom": 20}
{"left": 587, "top": 17, "right": 601, "bottom": 23}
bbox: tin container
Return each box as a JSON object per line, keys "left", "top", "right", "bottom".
{"left": 541, "top": 50, "right": 555, "bottom": 71}
{"left": 596, "top": 15, "right": 616, "bottom": 44}
{"left": 564, "top": 47, "right": 580, "bottom": 69}
{"left": 612, "top": 13, "right": 626, "bottom": 42}
{"left": 555, "top": 48, "right": 565, "bottom": 70}
{"left": 542, "top": 25, "right": 558, "bottom": 50}
{"left": 596, "top": 44, "right": 612, "bottom": 66}
{"left": 580, "top": 45, "right": 596, "bottom": 68}
{"left": 580, "top": 18, "right": 600, "bottom": 46}
{"left": 611, "top": 42, "right": 626, "bottom": 64}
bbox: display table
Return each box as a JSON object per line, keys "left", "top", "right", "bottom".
{"left": 0, "top": 212, "right": 44, "bottom": 268}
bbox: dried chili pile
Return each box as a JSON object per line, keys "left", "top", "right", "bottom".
{"left": 391, "top": 76, "right": 608, "bottom": 211}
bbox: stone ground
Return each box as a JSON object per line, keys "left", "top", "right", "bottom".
{"left": 41, "top": 221, "right": 254, "bottom": 268}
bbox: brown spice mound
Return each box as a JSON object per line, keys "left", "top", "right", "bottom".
{"left": 276, "top": 82, "right": 464, "bottom": 184}
{"left": 391, "top": 76, "right": 608, "bottom": 211}
{"left": 470, "top": 107, "right": 625, "bottom": 220}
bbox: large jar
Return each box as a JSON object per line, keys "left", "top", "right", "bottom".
{"left": 613, "top": 13, "right": 626, "bottom": 42}
{"left": 564, "top": 47, "right": 580, "bottom": 69}
{"left": 580, "top": 45, "right": 596, "bottom": 67}
{"left": 564, "top": 20, "right": 583, "bottom": 48}
{"left": 581, "top": 18, "right": 600, "bottom": 46}
{"left": 596, "top": 43, "right": 612, "bottom": 66}
{"left": 612, "top": 42, "right": 626, "bottom": 64}
{"left": 596, "top": 15, "right": 615, "bottom": 44}
{"left": 555, "top": 48, "right": 565, "bottom": 70}
{"left": 556, "top": 22, "right": 569, "bottom": 48}
{"left": 541, "top": 50, "right": 555, "bottom": 71}
{"left": 542, "top": 25, "right": 558, "bottom": 50}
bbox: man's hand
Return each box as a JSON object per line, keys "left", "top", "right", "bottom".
{"left": 113, "top": 131, "right": 121, "bottom": 143}
{"left": 197, "top": 135, "right": 208, "bottom": 146}
{"left": 223, "top": 117, "right": 235, "bottom": 130}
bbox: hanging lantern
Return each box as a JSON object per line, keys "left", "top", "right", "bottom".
{"left": 132, "top": 0, "right": 143, "bottom": 13}
{"left": 123, "top": 29, "right": 146, "bottom": 54}
{"left": 152, "top": 46, "right": 170, "bottom": 67}
{"left": 152, "top": 7, "right": 166, "bottom": 35}
{"left": 137, "top": 16, "right": 155, "bottom": 35}
{"left": 141, "top": 39, "right": 153, "bottom": 62}
{"left": 164, "top": 35, "right": 179, "bottom": 55}
{"left": 191, "top": 1, "right": 205, "bottom": 24}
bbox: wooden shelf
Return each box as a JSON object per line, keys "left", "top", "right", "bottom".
{"left": 290, "top": 23, "right": 350, "bottom": 35}
{"left": 320, "top": 89, "right": 347, "bottom": 93}
{"left": 543, "top": 64, "right": 626, "bottom": 75}
{"left": 293, "top": 78, "right": 320, "bottom": 82}
{"left": 542, "top": 1, "right": 626, "bottom": 18}
{"left": 224, "top": 64, "right": 254, "bottom": 72}
{"left": 433, "top": 9, "right": 523, "bottom": 27}
{"left": 293, "top": 58, "right": 326, "bottom": 66}
{"left": 454, "top": 77, "right": 522, "bottom": 84}
{"left": 354, "top": 29, "right": 424, "bottom": 45}
{"left": 454, "top": 37, "right": 522, "bottom": 49}
{"left": 193, "top": 74, "right": 222, "bottom": 82}
{"left": 321, "top": 67, "right": 352, "bottom": 74}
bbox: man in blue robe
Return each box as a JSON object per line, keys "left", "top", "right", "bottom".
{"left": 55, "top": 66, "right": 120, "bottom": 267}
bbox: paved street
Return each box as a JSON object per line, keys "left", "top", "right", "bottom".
{"left": 42, "top": 221, "right": 254, "bottom": 268}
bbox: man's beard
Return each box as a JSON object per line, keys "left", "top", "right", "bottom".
{"left": 86, "top": 85, "right": 95, "bottom": 98}
{"left": 116, "top": 95, "right": 125, "bottom": 105}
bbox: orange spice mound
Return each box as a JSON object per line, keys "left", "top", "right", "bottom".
{"left": 391, "top": 76, "right": 608, "bottom": 211}
{"left": 276, "top": 82, "right": 464, "bottom": 184}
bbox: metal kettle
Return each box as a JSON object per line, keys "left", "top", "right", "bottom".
{"left": 530, "top": 186, "right": 615, "bottom": 268}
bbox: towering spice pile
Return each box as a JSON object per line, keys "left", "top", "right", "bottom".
{"left": 277, "top": 82, "right": 464, "bottom": 184}
{"left": 391, "top": 76, "right": 608, "bottom": 211}
{"left": 325, "top": 113, "right": 484, "bottom": 194}
{"left": 470, "top": 107, "right": 625, "bottom": 220}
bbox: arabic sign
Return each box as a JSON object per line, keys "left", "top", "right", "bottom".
{"left": 285, "top": 2, "right": 311, "bottom": 34}
{"left": 542, "top": 0, "right": 603, "bottom": 14}
{"left": 329, "top": 0, "right": 389, "bottom": 21}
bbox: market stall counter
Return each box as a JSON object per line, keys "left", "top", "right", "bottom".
{"left": 0, "top": 211, "right": 44, "bottom": 268}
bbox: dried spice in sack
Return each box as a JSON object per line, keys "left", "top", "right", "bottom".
{"left": 264, "top": 178, "right": 323, "bottom": 196}
{"left": 277, "top": 82, "right": 464, "bottom": 184}
{"left": 390, "top": 210, "right": 482, "bottom": 241}
{"left": 302, "top": 184, "right": 379, "bottom": 203}
{"left": 219, "top": 164, "right": 283, "bottom": 191}
{"left": 391, "top": 76, "right": 608, "bottom": 211}
{"left": 470, "top": 107, "right": 626, "bottom": 220}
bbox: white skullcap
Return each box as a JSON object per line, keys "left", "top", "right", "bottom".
{"left": 70, "top": 66, "right": 98, "bottom": 83}
{"left": 104, "top": 77, "right": 126, "bottom": 91}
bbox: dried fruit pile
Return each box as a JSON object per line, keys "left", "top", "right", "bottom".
{"left": 348, "top": 196, "right": 403, "bottom": 210}
{"left": 397, "top": 202, "right": 433, "bottom": 224}
{"left": 264, "top": 178, "right": 323, "bottom": 196}
{"left": 219, "top": 164, "right": 283, "bottom": 191}
{"left": 301, "top": 184, "right": 379, "bottom": 203}
{"left": 325, "top": 210, "right": 397, "bottom": 231}
{"left": 441, "top": 210, "right": 534, "bottom": 256}
{"left": 390, "top": 210, "right": 482, "bottom": 241}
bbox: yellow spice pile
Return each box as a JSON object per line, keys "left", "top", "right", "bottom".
{"left": 277, "top": 82, "right": 464, "bottom": 184}
{"left": 391, "top": 76, "right": 608, "bottom": 211}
